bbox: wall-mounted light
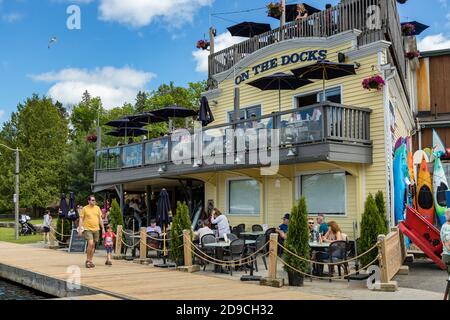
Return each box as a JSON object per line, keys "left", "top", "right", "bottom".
{"left": 193, "top": 161, "right": 202, "bottom": 168}
{"left": 212, "top": 100, "right": 219, "bottom": 106}
{"left": 158, "top": 164, "right": 167, "bottom": 173}
{"left": 287, "top": 148, "right": 297, "bottom": 157}
{"left": 354, "top": 62, "right": 361, "bottom": 70}
{"left": 338, "top": 52, "right": 346, "bottom": 63}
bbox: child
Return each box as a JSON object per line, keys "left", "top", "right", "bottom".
{"left": 43, "top": 210, "right": 52, "bottom": 244}
{"left": 102, "top": 225, "right": 116, "bottom": 266}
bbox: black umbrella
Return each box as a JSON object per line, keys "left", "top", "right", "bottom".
{"left": 68, "top": 192, "right": 75, "bottom": 210}
{"left": 247, "top": 72, "right": 313, "bottom": 111}
{"left": 270, "top": 3, "right": 320, "bottom": 22}
{"left": 127, "top": 112, "right": 166, "bottom": 125}
{"left": 155, "top": 188, "right": 174, "bottom": 267}
{"left": 105, "top": 118, "right": 147, "bottom": 128}
{"left": 151, "top": 105, "right": 198, "bottom": 120}
{"left": 199, "top": 96, "right": 215, "bottom": 127}
{"left": 401, "top": 21, "right": 429, "bottom": 36}
{"left": 227, "top": 21, "right": 272, "bottom": 37}
{"left": 59, "top": 194, "right": 68, "bottom": 218}
{"left": 106, "top": 127, "right": 149, "bottom": 137}
{"left": 291, "top": 60, "right": 356, "bottom": 100}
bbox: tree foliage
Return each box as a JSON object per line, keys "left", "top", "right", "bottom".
{"left": 108, "top": 199, "right": 123, "bottom": 233}
{"left": 170, "top": 201, "right": 192, "bottom": 266}
{"left": 375, "top": 191, "right": 389, "bottom": 235}
{"left": 283, "top": 197, "right": 310, "bottom": 275}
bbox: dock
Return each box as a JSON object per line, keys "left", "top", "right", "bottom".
{"left": 0, "top": 242, "right": 325, "bottom": 300}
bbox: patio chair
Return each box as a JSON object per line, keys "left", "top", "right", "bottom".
{"left": 147, "top": 231, "right": 161, "bottom": 258}
{"left": 248, "top": 234, "right": 268, "bottom": 272}
{"left": 226, "top": 233, "right": 238, "bottom": 242}
{"left": 123, "top": 230, "right": 140, "bottom": 258}
{"left": 223, "top": 239, "right": 246, "bottom": 276}
{"left": 200, "top": 234, "right": 216, "bottom": 271}
{"left": 252, "top": 224, "right": 263, "bottom": 232}
{"left": 316, "top": 240, "right": 349, "bottom": 281}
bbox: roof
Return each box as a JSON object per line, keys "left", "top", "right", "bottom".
{"left": 420, "top": 49, "right": 450, "bottom": 58}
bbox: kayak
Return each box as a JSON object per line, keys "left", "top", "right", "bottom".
{"left": 433, "top": 156, "right": 448, "bottom": 225}
{"left": 417, "top": 157, "right": 435, "bottom": 224}
{"left": 394, "top": 144, "right": 408, "bottom": 224}
{"left": 408, "top": 152, "right": 416, "bottom": 209}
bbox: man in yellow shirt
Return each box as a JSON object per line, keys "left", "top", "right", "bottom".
{"left": 78, "top": 195, "right": 105, "bottom": 268}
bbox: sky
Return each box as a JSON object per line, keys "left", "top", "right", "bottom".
{"left": 0, "top": 0, "right": 449, "bottom": 125}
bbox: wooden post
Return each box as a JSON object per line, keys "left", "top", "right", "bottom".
{"left": 177, "top": 230, "right": 200, "bottom": 273}
{"left": 280, "top": 0, "right": 286, "bottom": 41}
{"left": 260, "top": 233, "right": 284, "bottom": 288}
{"left": 134, "top": 227, "right": 151, "bottom": 264}
{"left": 48, "top": 221, "right": 57, "bottom": 249}
{"left": 114, "top": 225, "right": 123, "bottom": 259}
{"left": 209, "top": 27, "right": 215, "bottom": 54}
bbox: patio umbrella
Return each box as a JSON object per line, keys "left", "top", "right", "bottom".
{"left": 291, "top": 60, "right": 356, "bottom": 100}
{"left": 227, "top": 22, "right": 271, "bottom": 37}
{"left": 59, "top": 194, "right": 69, "bottom": 218}
{"left": 105, "top": 118, "right": 147, "bottom": 128}
{"left": 105, "top": 127, "right": 149, "bottom": 137}
{"left": 127, "top": 112, "right": 166, "bottom": 125}
{"left": 150, "top": 105, "right": 198, "bottom": 120}
{"left": 198, "top": 96, "right": 215, "bottom": 127}
{"left": 155, "top": 188, "right": 174, "bottom": 268}
{"left": 270, "top": 3, "right": 320, "bottom": 22}
{"left": 68, "top": 192, "right": 75, "bottom": 210}
{"left": 401, "top": 21, "right": 429, "bottom": 36}
{"left": 247, "top": 72, "right": 313, "bottom": 112}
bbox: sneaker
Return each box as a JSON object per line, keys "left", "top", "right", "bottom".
{"left": 105, "top": 261, "right": 108, "bottom": 265}
{"left": 107, "top": 261, "right": 113, "bottom": 266}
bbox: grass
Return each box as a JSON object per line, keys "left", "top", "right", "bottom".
{"left": 0, "top": 218, "right": 41, "bottom": 225}
{"left": 0, "top": 227, "right": 42, "bottom": 244}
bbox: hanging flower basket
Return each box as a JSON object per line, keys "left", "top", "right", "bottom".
{"left": 362, "top": 75, "right": 385, "bottom": 91}
{"left": 196, "top": 40, "right": 210, "bottom": 50}
{"left": 267, "top": 2, "right": 283, "bottom": 19}
{"left": 405, "top": 50, "right": 420, "bottom": 60}
{"left": 401, "top": 23, "right": 416, "bottom": 36}
{"left": 86, "top": 134, "right": 97, "bottom": 143}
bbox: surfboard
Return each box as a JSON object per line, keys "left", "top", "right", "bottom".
{"left": 417, "top": 157, "right": 435, "bottom": 224}
{"left": 433, "top": 156, "right": 448, "bottom": 226}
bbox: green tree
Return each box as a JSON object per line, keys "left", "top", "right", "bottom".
{"left": 358, "top": 194, "right": 387, "bottom": 266}
{"left": 108, "top": 199, "right": 123, "bottom": 233}
{"left": 375, "top": 191, "right": 389, "bottom": 235}
{"left": 170, "top": 202, "right": 192, "bottom": 266}
{"left": 283, "top": 197, "right": 310, "bottom": 279}
{"left": 134, "top": 91, "right": 148, "bottom": 113}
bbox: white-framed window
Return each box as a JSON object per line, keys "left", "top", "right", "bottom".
{"left": 227, "top": 179, "right": 261, "bottom": 215}
{"left": 297, "top": 172, "right": 347, "bottom": 216}
{"left": 295, "top": 86, "right": 342, "bottom": 108}
{"left": 228, "top": 105, "right": 262, "bottom": 123}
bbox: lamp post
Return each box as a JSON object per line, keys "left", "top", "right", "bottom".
{"left": 0, "top": 143, "right": 20, "bottom": 240}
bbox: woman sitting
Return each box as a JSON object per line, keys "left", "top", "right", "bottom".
{"left": 322, "top": 221, "right": 343, "bottom": 243}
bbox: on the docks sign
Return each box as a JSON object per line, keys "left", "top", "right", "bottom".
{"left": 234, "top": 49, "right": 328, "bottom": 85}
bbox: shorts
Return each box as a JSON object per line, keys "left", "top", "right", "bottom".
{"left": 83, "top": 230, "right": 100, "bottom": 242}
{"left": 43, "top": 226, "right": 50, "bottom": 233}
{"left": 443, "top": 254, "right": 450, "bottom": 275}
{"left": 105, "top": 247, "right": 113, "bottom": 254}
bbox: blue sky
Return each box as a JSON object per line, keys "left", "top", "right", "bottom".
{"left": 0, "top": 0, "right": 449, "bottom": 125}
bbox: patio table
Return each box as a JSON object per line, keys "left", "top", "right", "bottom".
{"left": 203, "top": 240, "right": 256, "bottom": 273}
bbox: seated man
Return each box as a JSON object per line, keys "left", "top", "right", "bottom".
{"left": 277, "top": 213, "right": 289, "bottom": 256}
{"left": 194, "top": 219, "right": 214, "bottom": 244}
{"left": 308, "top": 218, "right": 321, "bottom": 243}
{"left": 146, "top": 219, "right": 162, "bottom": 235}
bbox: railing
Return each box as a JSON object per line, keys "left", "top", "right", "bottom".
{"left": 208, "top": 0, "right": 403, "bottom": 79}
{"left": 95, "top": 103, "right": 372, "bottom": 171}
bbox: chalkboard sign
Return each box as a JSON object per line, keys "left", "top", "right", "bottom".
{"left": 68, "top": 229, "right": 87, "bottom": 253}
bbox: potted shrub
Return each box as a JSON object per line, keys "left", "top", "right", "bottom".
{"left": 56, "top": 216, "right": 72, "bottom": 246}
{"left": 283, "top": 197, "right": 310, "bottom": 286}
{"left": 169, "top": 202, "right": 192, "bottom": 266}
{"left": 401, "top": 23, "right": 416, "bottom": 36}
{"left": 362, "top": 75, "right": 385, "bottom": 91}
{"left": 358, "top": 194, "right": 388, "bottom": 267}
{"left": 375, "top": 191, "right": 389, "bottom": 235}
{"left": 196, "top": 40, "right": 210, "bottom": 51}
{"left": 86, "top": 134, "right": 97, "bottom": 143}
{"left": 405, "top": 50, "right": 420, "bottom": 60}
{"left": 267, "top": 2, "right": 283, "bottom": 19}
{"left": 108, "top": 199, "right": 123, "bottom": 233}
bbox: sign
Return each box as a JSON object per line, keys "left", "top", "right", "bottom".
{"left": 68, "top": 229, "right": 87, "bottom": 253}
{"left": 235, "top": 49, "right": 328, "bottom": 85}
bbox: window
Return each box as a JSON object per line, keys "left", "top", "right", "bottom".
{"left": 299, "top": 172, "right": 346, "bottom": 215}
{"left": 297, "top": 87, "right": 341, "bottom": 108}
{"left": 228, "top": 179, "right": 260, "bottom": 215}
{"left": 228, "top": 105, "right": 261, "bottom": 122}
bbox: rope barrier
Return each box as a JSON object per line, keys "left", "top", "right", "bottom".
{"left": 122, "top": 229, "right": 140, "bottom": 236}
{"left": 278, "top": 242, "right": 379, "bottom": 266}
{"left": 139, "top": 240, "right": 184, "bottom": 253}
{"left": 277, "top": 255, "right": 380, "bottom": 280}
{"left": 50, "top": 227, "right": 72, "bottom": 238}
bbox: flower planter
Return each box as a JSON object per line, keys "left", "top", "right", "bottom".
{"left": 267, "top": 2, "right": 283, "bottom": 19}
{"left": 287, "top": 271, "right": 304, "bottom": 286}
{"left": 362, "top": 75, "right": 385, "bottom": 91}
{"left": 401, "top": 23, "right": 416, "bottom": 36}
{"left": 196, "top": 40, "right": 210, "bottom": 51}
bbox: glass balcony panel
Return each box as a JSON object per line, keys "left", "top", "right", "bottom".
{"left": 145, "top": 138, "right": 169, "bottom": 165}
{"left": 280, "top": 106, "right": 324, "bottom": 145}
{"left": 122, "top": 144, "right": 143, "bottom": 168}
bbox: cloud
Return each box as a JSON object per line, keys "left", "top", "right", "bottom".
{"left": 418, "top": 34, "right": 450, "bottom": 51}
{"left": 29, "top": 67, "right": 156, "bottom": 109}
{"left": 192, "top": 32, "right": 247, "bottom": 73}
{"left": 0, "top": 110, "right": 4, "bottom": 119}
{"left": 2, "top": 13, "right": 24, "bottom": 23}
{"left": 98, "top": 0, "right": 213, "bottom": 28}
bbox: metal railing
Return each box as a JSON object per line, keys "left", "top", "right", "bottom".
{"left": 208, "top": 0, "right": 404, "bottom": 79}
{"left": 95, "top": 102, "right": 372, "bottom": 171}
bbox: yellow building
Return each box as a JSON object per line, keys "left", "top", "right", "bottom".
{"left": 94, "top": 0, "right": 418, "bottom": 237}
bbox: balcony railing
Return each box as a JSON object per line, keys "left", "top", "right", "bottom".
{"left": 95, "top": 102, "right": 372, "bottom": 171}
{"left": 208, "top": 0, "right": 405, "bottom": 84}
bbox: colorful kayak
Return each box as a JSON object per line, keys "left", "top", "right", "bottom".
{"left": 417, "top": 157, "right": 435, "bottom": 224}
{"left": 433, "top": 156, "right": 448, "bottom": 225}
{"left": 394, "top": 144, "right": 408, "bottom": 224}
{"left": 413, "top": 150, "right": 429, "bottom": 181}
{"left": 433, "top": 129, "right": 446, "bottom": 158}
{"left": 408, "top": 152, "right": 416, "bottom": 209}
{"left": 394, "top": 137, "right": 404, "bottom": 152}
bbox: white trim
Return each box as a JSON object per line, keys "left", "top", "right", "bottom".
{"left": 225, "top": 177, "right": 262, "bottom": 216}
{"left": 213, "top": 30, "right": 363, "bottom": 84}
{"left": 202, "top": 88, "right": 222, "bottom": 100}
{"left": 294, "top": 170, "right": 348, "bottom": 217}
{"left": 344, "top": 40, "right": 392, "bottom": 61}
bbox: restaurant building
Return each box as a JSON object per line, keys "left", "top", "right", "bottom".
{"left": 94, "top": 0, "right": 418, "bottom": 235}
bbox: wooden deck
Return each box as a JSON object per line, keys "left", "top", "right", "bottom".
{"left": 0, "top": 242, "right": 326, "bottom": 300}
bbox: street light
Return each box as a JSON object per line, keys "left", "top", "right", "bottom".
{"left": 0, "top": 143, "right": 20, "bottom": 240}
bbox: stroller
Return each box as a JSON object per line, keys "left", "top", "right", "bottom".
{"left": 19, "top": 214, "right": 36, "bottom": 236}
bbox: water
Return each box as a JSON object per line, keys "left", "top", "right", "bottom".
{"left": 0, "top": 278, "right": 52, "bottom": 300}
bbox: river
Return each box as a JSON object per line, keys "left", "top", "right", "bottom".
{"left": 0, "top": 278, "right": 52, "bottom": 300}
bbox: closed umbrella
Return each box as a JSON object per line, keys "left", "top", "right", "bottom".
{"left": 68, "top": 192, "right": 75, "bottom": 210}
{"left": 227, "top": 22, "right": 271, "bottom": 37}
{"left": 199, "top": 96, "right": 215, "bottom": 127}
{"left": 59, "top": 194, "right": 68, "bottom": 218}
{"left": 291, "top": 60, "right": 356, "bottom": 100}
{"left": 155, "top": 188, "right": 175, "bottom": 268}
{"left": 247, "top": 72, "right": 313, "bottom": 112}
